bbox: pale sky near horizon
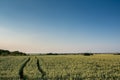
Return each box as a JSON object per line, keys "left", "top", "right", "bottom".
{"left": 0, "top": 0, "right": 120, "bottom": 53}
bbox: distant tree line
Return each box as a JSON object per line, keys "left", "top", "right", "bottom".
{"left": 45, "top": 53, "right": 120, "bottom": 56}
{"left": 0, "top": 49, "right": 26, "bottom": 56}
{"left": 113, "top": 53, "right": 120, "bottom": 55}
{"left": 82, "top": 53, "right": 94, "bottom": 56}
{"left": 45, "top": 53, "right": 94, "bottom": 56}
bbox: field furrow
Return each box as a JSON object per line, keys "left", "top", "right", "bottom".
{"left": 36, "top": 58, "right": 46, "bottom": 78}
{"left": 0, "top": 56, "right": 28, "bottom": 80}
{"left": 19, "top": 57, "right": 30, "bottom": 79}
{"left": 23, "top": 56, "right": 42, "bottom": 79}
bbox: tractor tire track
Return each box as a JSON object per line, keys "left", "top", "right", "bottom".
{"left": 19, "top": 57, "right": 30, "bottom": 80}
{"left": 36, "top": 57, "right": 46, "bottom": 79}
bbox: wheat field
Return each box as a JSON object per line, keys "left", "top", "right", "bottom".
{"left": 0, "top": 54, "right": 120, "bottom": 80}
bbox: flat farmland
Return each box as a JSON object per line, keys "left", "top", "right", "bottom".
{"left": 0, "top": 54, "right": 120, "bottom": 80}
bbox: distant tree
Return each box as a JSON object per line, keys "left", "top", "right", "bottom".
{"left": 46, "top": 53, "right": 58, "bottom": 55}
{"left": 0, "top": 49, "right": 10, "bottom": 56}
{"left": 11, "top": 51, "right": 26, "bottom": 56}
{"left": 0, "top": 49, "right": 26, "bottom": 56}
{"left": 114, "top": 53, "right": 120, "bottom": 55}
{"left": 83, "top": 53, "right": 93, "bottom": 56}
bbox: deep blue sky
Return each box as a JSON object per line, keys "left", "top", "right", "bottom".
{"left": 0, "top": 0, "right": 120, "bottom": 53}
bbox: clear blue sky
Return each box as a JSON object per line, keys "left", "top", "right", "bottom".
{"left": 0, "top": 0, "right": 120, "bottom": 53}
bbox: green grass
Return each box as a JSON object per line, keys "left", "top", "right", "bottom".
{"left": 0, "top": 56, "right": 28, "bottom": 79}
{"left": 23, "top": 56, "right": 42, "bottom": 79}
{"left": 38, "top": 54, "right": 120, "bottom": 80}
{"left": 0, "top": 54, "right": 120, "bottom": 80}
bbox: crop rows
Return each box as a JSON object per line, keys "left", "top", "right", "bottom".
{"left": 23, "top": 56, "right": 42, "bottom": 79}
{"left": 0, "top": 55, "right": 120, "bottom": 80}
{"left": 38, "top": 55, "right": 120, "bottom": 80}
{"left": 0, "top": 56, "right": 28, "bottom": 79}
